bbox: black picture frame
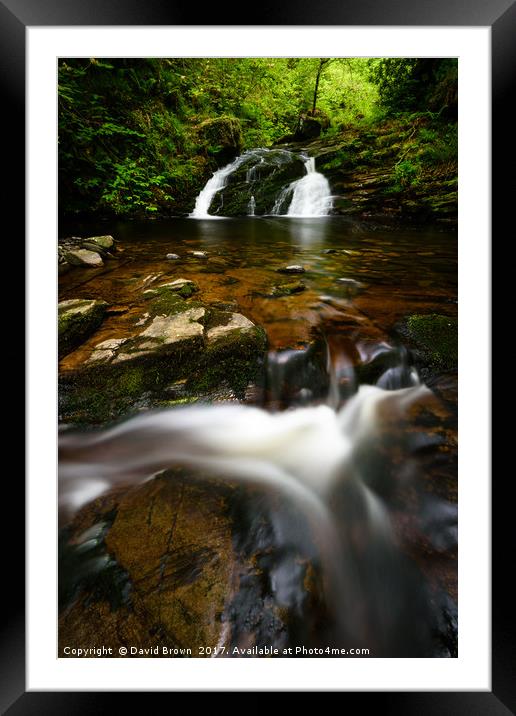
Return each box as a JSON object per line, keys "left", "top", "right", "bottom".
{"left": 5, "top": 0, "right": 509, "bottom": 710}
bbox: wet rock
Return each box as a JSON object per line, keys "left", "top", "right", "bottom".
{"left": 105, "top": 305, "right": 130, "bottom": 316}
{"left": 143, "top": 278, "right": 199, "bottom": 300}
{"left": 59, "top": 472, "right": 328, "bottom": 657}
{"left": 59, "top": 474, "right": 239, "bottom": 656}
{"left": 58, "top": 299, "right": 108, "bottom": 359}
{"left": 276, "top": 265, "right": 305, "bottom": 274}
{"left": 396, "top": 313, "right": 457, "bottom": 375}
{"left": 337, "top": 278, "right": 363, "bottom": 288}
{"left": 189, "top": 250, "right": 208, "bottom": 259}
{"left": 65, "top": 248, "right": 104, "bottom": 268}
{"left": 82, "top": 235, "right": 115, "bottom": 250}
{"left": 211, "top": 151, "right": 306, "bottom": 217}
{"left": 206, "top": 312, "right": 255, "bottom": 344}
{"left": 166, "top": 253, "right": 180, "bottom": 260}
{"left": 266, "top": 281, "right": 306, "bottom": 298}
{"left": 59, "top": 293, "right": 267, "bottom": 424}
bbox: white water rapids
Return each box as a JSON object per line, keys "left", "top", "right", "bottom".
{"left": 59, "top": 383, "right": 429, "bottom": 519}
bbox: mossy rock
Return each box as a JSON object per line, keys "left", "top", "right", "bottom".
{"left": 59, "top": 297, "right": 268, "bottom": 424}
{"left": 260, "top": 281, "right": 306, "bottom": 298}
{"left": 197, "top": 115, "right": 243, "bottom": 163}
{"left": 82, "top": 235, "right": 115, "bottom": 250}
{"left": 58, "top": 299, "right": 108, "bottom": 359}
{"left": 209, "top": 153, "right": 305, "bottom": 216}
{"left": 401, "top": 313, "right": 457, "bottom": 372}
{"left": 143, "top": 278, "right": 199, "bottom": 300}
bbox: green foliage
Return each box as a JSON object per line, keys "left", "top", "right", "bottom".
{"left": 393, "top": 160, "right": 422, "bottom": 190}
{"left": 58, "top": 57, "right": 457, "bottom": 217}
{"left": 368, "top": 59, "right": 457, "bottom": 117}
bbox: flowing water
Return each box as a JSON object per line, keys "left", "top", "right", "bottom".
{"left": 276, "top": 156, "right": 333, "bottom": 217}
{"left": 59, "top": 216, "right": 458, "bottom": 657}
{"left": 190, "top": 148, "right": 332, "bottom": 218}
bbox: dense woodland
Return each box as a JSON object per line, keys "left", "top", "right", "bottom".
{"left": 58, "top": 57, "right": 458, "bottom": 220}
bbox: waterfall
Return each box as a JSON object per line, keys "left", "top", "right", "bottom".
{"left": 190, "top": 148, "right": 332, "bottom": 218}
{"left": 286, "top": 156, "right": 332, "bottom": 217}
{"left": 189, "top": 155, "right": 246, "bottom": 218}
{"left": 60, "top": 382, "right": 430, "bottom": 518}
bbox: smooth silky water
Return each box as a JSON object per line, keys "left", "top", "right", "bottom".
{"left": 59, "top": 212, "right": 457, "bottom": 657}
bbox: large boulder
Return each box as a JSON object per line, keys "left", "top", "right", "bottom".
{"left": 197, "top": 116, "right": 243, "bottom": 164}
{"left": 58, "top": 470, "right": 328, "bottom": 657}
{"left": 294, "top": 113, "right": 330, "bottom": 141}
{"left": 59, "top": 289, "right": 267, "bottom": 424}
{"left": 58, "top": 299, "right": 108, "bottom": 359}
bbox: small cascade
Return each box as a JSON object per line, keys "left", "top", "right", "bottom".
{"left": 286, "top": 156, "right": 332, "bottom": 217}
{"left": 190, "top": 148, "right": 333, "bottom": 218}
{"left": 189, "top": 155, "right": 247, "bottom": 218}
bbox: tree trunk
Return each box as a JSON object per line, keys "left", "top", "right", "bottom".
{"left": 311, "top": 59, "right": 327, "bottom": 115}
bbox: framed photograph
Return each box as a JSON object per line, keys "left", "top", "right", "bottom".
{"left": 6, "top": 0, "right": 508, "bottom": 709}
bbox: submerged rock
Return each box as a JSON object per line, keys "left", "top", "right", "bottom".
{"left": 58, "top": 299, "right": 108, "bottom": 359}
{"left": 65, "top": 248, "right": 104, "bottom": 268}
{"left": 265, "top": 281, "right": 306, "bottom": 298}
{"left": 143, "top": 278, "right": 199, "bottom": 299}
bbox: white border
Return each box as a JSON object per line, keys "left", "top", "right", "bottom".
{"left": 27, "top": 26, "right": 490, "bottom": 691}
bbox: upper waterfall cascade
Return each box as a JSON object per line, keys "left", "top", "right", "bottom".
{"left": 190, "top": 148, "right": 332, "bottom": 219}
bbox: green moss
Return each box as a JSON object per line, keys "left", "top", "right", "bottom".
{"left": 58, "top": 300, "right": 108, "bottom": 359}
{"left": 189, "top": 326, "right": 267, "bottom": 398}
{"left": 269, "top": 281, "right": 305, "bottom": 297}
{"left": 406, "top": 313, "right": 457, "bottom": 370}
{"left": 146, "top": 292, "right": 195, "bottom": 318}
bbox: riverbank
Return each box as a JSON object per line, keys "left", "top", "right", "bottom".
{"left": 60, "top": 114, "right": 456, "bottom": 227}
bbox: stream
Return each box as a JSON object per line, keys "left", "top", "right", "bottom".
{"left": 59, "top": 206, "right": 457, "bottom": 658}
